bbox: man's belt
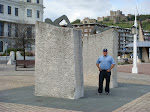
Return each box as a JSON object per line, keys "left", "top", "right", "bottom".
{"left": 102, "top": 70, "right": 107, "bottom": 71}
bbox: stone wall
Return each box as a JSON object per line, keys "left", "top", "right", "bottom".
{"left": 35, "top": 22, "right": 84, "bottom": 99}
{"left": 83, "top": 28, "right": 118, "bottom": 88}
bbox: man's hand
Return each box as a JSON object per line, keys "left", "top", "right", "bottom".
{"left": 107, "top": 69, "right": 111, "bottom": 72}
{"left": 96, "top": 64, "right": 102, "bottom": 71}
{"left": 99, "top": 68, "right": 102, "bottom": 71}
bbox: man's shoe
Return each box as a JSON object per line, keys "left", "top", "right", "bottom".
{"left": 96, "top": 92, "right": 102, "bottom": 95}
{"left": 105, "top": 92, "right": 109, "bottom": 95}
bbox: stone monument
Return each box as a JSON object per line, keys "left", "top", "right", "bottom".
{"left": 83, "top": 28, "right": 118, "bottom": 88}
{"left": 35, "top": 21, "right": 84, "bottom": 99}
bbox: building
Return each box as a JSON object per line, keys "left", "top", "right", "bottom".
{"left": 82, "top": 17, "right": 97, "bottom": 24}
{"left": 73, "top": 23, "right": 107, "bottom": 37}
{"left": 126, "top": 22, "right": 150, "bottom": 62}
{"left": 97, "top": 17, "right": 104, "bottom": 22}
{"left": 144, "top": 31, "right": 150, "bottom": 41}
{"left": 115, "top": 27, "right": 133, "bottom": 55}
{"left": 109, "top": 10, "right": 126, "bottom": 20}
{"left": 73, "top": 20, "right": 150, "bottom": 58}
{"left": 109, "top": 10, "right": 126, "bottom": 22}
{"left": 97, "top": 10, "right": 129, "bottom": 23}
{"left": 0, "top": 0, "right": 44, "bottom": 54}
{"left": 73, "top": 23, "right": 134, "bottom": 55}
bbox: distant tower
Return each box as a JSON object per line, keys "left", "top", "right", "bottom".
{"left": 110, "top": 11, "right": 114, "bottom": 16}
{"left": 116, "top": 10, "right": 121, "bottom": 17}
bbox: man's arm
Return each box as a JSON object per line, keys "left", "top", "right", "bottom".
{"left": 107, "top": 64, "right": 115, "bottom": 72}
{"left": 96, "top": 58, "right": 102, "bottom": 71}
{"left": 110, "top": 64, "right": 115, "bottom": 70}
{"left": 107, "top": 57, "right": 115, "bottom": 72}
{"left": 96, "top": 64, "right": 102, "bottom": 71}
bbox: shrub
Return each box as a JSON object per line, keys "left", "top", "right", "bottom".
{"left": 20, "top": 51, "right": 35, "bottom": 56}
{"left": 3, "top": 48, "right": 23, "bottom": 56}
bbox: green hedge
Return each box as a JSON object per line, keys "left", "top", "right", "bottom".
{"left": 2, "top": 48, "right": 23, "bottom": 56}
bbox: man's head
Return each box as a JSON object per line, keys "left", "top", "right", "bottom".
{"left": 103, "top": 48, "right": 108, "bottom": 56}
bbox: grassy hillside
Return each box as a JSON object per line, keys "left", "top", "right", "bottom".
{"left": 103, "top": 22, "right": 133, "bottom": 29}
{"left": 142, "top": 21, "right": 150, "bottom": 31}
{"left": 71, "top": 15, "right": 150, "bottom": 31}
{"left": 101, "top": 15, "right": 150, "bottom": 31}
{"left": 102, "top": 21, "right": 150, "bottom": 31}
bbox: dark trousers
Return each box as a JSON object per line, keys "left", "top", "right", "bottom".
{"left": 98, "top": 70, "right": 111, "bottom": 93}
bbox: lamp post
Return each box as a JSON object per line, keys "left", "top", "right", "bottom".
{"left": 131, "top": 14, "right": 138, "bottom": 73}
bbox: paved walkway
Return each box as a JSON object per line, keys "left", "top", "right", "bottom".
{"left": 118, "top": 63, "right": 150, "bottom": 75}
{"left": 113, "top": 92, "right": 150, "bottom": 112}
{"left": 0, "top": 102, "right": 80, "bottom": 112}
{"left": 0, "top": 64, "right": 150, "bottom": 112}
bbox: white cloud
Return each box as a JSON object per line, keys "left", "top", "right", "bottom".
{"left": 43, "top": 0, "right": 150, "bottom": 22}
{"left": 43, "top": 0, "right": 112, "bottom": 22}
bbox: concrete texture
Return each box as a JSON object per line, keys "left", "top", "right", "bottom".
{"left": 35, "top": 22, "right": 83, "bottom": 99}
{"left": 83, "top": 28, "right": 118, "bottom": 88}
{"left": 0, "top": 65, "right": 150, "bottom": 112}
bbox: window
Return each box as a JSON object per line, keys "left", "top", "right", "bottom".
{"left": 27, "top": 27, "right": 32, "bottom": 38}
{"left": 0, "top": 22, "right": 4, "bottom": 36}
{"left": 8, "top": 6, "right": 11, "bottom": 15}
{"left": 15, "top": 8, "right": 18, "bottom": 16}
{"left": 27, "top": 9, "right": 32, "bottom": 17}
{"left": 37, "top": 0, "right": 39, "bottom": 4}
{"left": 15, "top": 24, "right": 18, "bottom": 37}
{"left": 0, "top": 4, "right": 4, "bottom": 13}
{"left": 8, "top": 23, "right": 11, "bottom": 37}
{"left": 0, "top": 41, "right": 3, "bottom": 52}
{"left": 37, "top": 10, "right": 40, "bottom": 18}
{"left": 27, "top": 0, "right": 31, "bottom": 2}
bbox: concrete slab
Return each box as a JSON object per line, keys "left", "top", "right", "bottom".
{"left": 35, "top": 22, "right": 83, "bottom": 99}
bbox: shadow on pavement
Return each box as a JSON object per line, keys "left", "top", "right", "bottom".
{"left": 0, "top": 83, "right": 150, "bottom": 112}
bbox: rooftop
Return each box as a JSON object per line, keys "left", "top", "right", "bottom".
{"left": 126, "top": 41, "right": 150, "bottom": 47}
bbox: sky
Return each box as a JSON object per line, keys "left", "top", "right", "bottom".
{"left": 43, "top": 0, "right": 150, "bottom": 22}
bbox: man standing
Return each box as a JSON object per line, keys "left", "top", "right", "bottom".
{"left": 96, "top": 49, "right": 115, "bottom": 95}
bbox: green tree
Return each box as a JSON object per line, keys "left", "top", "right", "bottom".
{"left": 71, "top": 19, "right": 81, "bottom": 24}
{"left": 13, "top": 23, "right": 34, "bottom": 61}
{"left": 103, "top": 18, "right": 109, "bottom": 21}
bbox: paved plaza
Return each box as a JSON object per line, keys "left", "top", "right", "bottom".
{"left": 118, "top": 63, "right": 150, "bottom": 75}
{"left": 0, "top": 64, "right": 150, "bottom": 112}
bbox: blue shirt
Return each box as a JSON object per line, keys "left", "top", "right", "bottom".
{"left": 96, "top": 55, "right": 115, "bottom": 70}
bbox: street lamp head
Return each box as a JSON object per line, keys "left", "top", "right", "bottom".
{"left": 131, "top": 26, "right": 136, "bottom": 35}
{"left": 131, "top": 26, "right": 139, "bottom": 35}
